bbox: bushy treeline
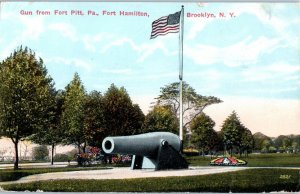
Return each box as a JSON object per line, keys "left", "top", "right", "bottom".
{"left": 0, "top": 47, "right": 222, "bottom": 169}
{"left": 189, "top": 111, "right": 254, "bottom": 157}
{"left": 253, "top": 132, "right": 300, "bottom": 153}
{"left": 0, "top": 47, "right": 148, "bottom": 168}
{"left": 1, "top": 47, "right": 297, "bottom": 169}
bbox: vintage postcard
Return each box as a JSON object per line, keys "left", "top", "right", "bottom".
{"left": 0, "top": 1, "right": 299, "bottom": 193}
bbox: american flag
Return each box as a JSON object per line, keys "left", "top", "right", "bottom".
{"left": 150, "top": 11, "right": 181, "bottom": 39}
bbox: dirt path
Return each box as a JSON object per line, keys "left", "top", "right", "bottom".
{"left": 0, "top": 166, "right": 249, "bottom": 185}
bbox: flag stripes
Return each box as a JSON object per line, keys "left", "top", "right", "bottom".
{"left": 150, "top": 11, "right": 181, "bottom": 39}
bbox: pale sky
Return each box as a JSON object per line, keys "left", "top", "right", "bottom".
{"left": 0, "top": 2, "right": 299, "bottom": 138}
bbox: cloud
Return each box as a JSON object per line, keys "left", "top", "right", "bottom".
{"left": 265, "top": 62, "right": 300, "bottom": 74}
{"left": 20, "top": 16, "right": 45, "bottom": 40}
{"left": 101, "top": 37, "right": 140, "bottom": 53}
{"left": 136, "top": 71, "right": 178, "bottom": 80}
{"left": 185, "top": 69, "right": 224, "bottom": 81}
{"left": 241, "top": 62, "right": 300, "bottom": 82}
{"left": 185, "top": 36, "right": 280, "bottom": 67}
{"left": 100, "top": 37, "right": 177, "bottom": 63}
{"left": 82, "top": 33, "right": 114, "bottom": 52}
{"left": 45, "top": 57, "right": 92, "bottom": 71}
{"left": 232, "top": 4, "right": 299, "bottom": 49}
{"left": 137, "top": 40, "right": 177, "bottom": 63}
{"left": 48, "top": 22, "right": 78, "bottom": 42}
{"left": 186, "top": 4, "right": 299, "bottom": 50}
{"left": 101, "top": 68, "right": 133, "bottom": 75}
{"left": 241, "top": 71, "right": 273, "bottom": 82}
{"left": 186, "top": 18, "right": 213, "bottom": 40}
{"left": 0, "top": 11, "right": 46, "bottom": 59}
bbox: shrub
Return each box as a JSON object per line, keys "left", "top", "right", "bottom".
{"left": 53, "top": 154, "right": 70, "bottom": 162}
{"left": 32, "top": 145, "right": 49, "bottom": 161}
{"left": 0, "top": 171, "right": 31, "bottom": 182}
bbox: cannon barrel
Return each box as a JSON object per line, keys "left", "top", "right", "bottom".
{"left": 102, "top": 132, "right": 181, "bottom": 158}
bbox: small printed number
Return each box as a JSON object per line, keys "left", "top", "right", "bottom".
{"left": 279, "top": 175, "right": 291, "bottom": 179}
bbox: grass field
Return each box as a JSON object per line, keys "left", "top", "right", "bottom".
{"left": 0, "top": 166, "right": 111, "bottom": 182}
{"left": 1, "top": 168, "right": 299, "bottom": 192}
{"left": 0, "top": 152, "right": 299, "bottom": 192}
{"left": 186, "top": 153, "right": 300, "bottom": 167}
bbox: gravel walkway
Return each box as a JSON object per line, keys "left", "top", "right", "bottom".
{"left": 0, "top": 166, "right": 249, "bottom": 185}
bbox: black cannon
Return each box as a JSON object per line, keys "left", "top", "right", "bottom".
{"left": 102, "top": 132, "right": 188, "bottom": 170}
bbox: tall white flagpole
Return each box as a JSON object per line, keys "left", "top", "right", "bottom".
{"left": 179, "top": 5, "right": 184, "bottom": 142}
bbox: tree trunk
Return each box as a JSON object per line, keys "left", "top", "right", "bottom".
{"left": 83, "top": 142, "right": 86, "bottom": 153}
{"left": 51, "top": 144, "right": 55, "bottom": 165}
{"left": 78, "top": 143, "right": 81, "bottom": 154}
{"left": 14, "top": 141, "right": 19, "bottom": 170}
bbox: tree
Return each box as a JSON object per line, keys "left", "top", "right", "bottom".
{"left": 190, "top": 113, "right": 218, "bottom": 157}
{"left": 291, "top": 141, "right": 299, "bottom": 153}
{"left": 32, "top": 145, "right": 49, "bottom": 161}
{"left": 61, "top": 73, "right": 86, "bottom": 154}
{"left": 215, "top": 131, "right": 225, "bottom": 154}
{"left": 240, "top": 129, "right": 254, "bottom": 157}
{"left": 261, "top": 139, "right": 273, "bottom": 153}
{"left": 274, "top": 135, "right": 295, "bottom": 153}
{"left": 30, "top": 90, "right": 64, "bottom": 165}
{"left": 103, "top": 84, "right": 144, "bottom": 136}
{"left": 0, "top": 47, "right": 55, "bottom": 169}
{"left": 221, "top": 111, "right": 245, "bottom": 156}
{"left": 142, "top": 105, "right": 178, "bottom": 134}
{"left": 130, "top": 104, "right": 145, "bottom": 134}
{"left": 282, "top": 137, "right": 292, "bottom": 153}
{"left": 156, "top": 81, "right": 222, "bottom": 131}
{"left": 84, "top": 90, "right": 105, "bottom": 148}
{"left": 290, "top": 135, "right": 300, "bottom": 153}
{"left": 274, "top": 135, "right": 287, "bottom": 149}
{"left": 253, "top": 132, "right": 272, "bottom": 151}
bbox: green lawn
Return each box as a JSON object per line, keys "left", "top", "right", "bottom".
{"left": 186, "top": 153, "right": 300, "bottom": 167}
{"left": 0, "top": 166, "right": 111, "bottom": 182}
{"left": 1, "top": 168, "right": 299, "bottom": 192}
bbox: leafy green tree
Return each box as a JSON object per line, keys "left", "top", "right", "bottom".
{"left": 156, "top": 81, "right": 222, "bottom": 130}
{"left": 282, "top": 137, "right": 293, "bottom": 153}
{"left": 253, "top": 132, "right": 272, "bottom": 151}
{"left": 274, "top": 135, "right": 287, "bottom": 150}
{"left": 275, "top": 135, "right": 294, "bottom": 153}
{"left": 32, "top": 145, "right": 49, "bottom": 161}
{"left": 84, "top": 91, "right": 105, "bottom": 148}
{"left": 30, "top": 90, "right": 64, "bottom": 165}
{"left": 291, "top": 141, "right": 299, "bottom": 153}
{"left": 221, "top": 111, "right": 245, "bottom": 156}
{"left": 103, "top": 84, "right": 144, "bottom": 136}
{"left": 261, "top": 139, "right": 273, "bottom": 153}
{"left": 215, "top": 131, "right": 224, "bottom": 153}
{"left": 0, "top": 47, "right": 55, "bottom": 169}
{"left": 61, "top": 73, "right": 86, "bottom": 153}
{"left": 130, "top": 104, "right": 145, "bottom": 134}
{"left": 289, "top": 135, "right": 300, "bottom": 153}
{"left": 190, "top": 113, "right": 218, "bottom": 156}
{"left": 240, "top": 129, "right": 254, "bottom": 157}
{"left": 142, "top": 105, "right": 178, "bottom": 134}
